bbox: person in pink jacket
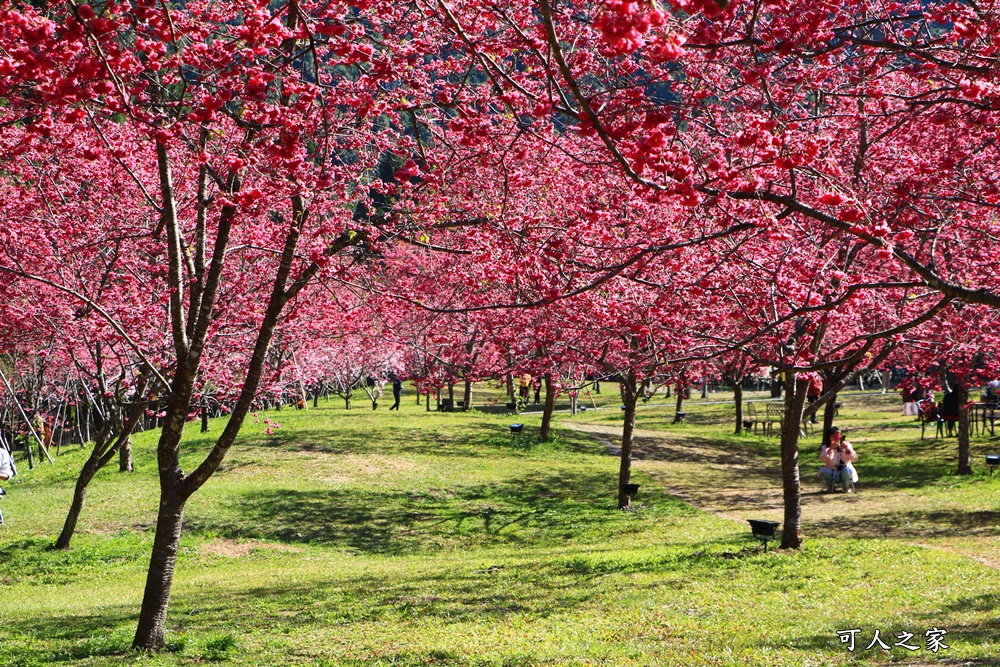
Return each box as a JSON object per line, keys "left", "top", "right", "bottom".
{"left": 819, "top": 426, "right": 858, "bottom": 492}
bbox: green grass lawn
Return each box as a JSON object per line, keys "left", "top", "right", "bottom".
{"left": 0, "top": 388, "right": 998, "bottom": 665}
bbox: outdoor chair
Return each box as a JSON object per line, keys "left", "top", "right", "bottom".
{"left": 937, "top": 415, "right": 958, "bottom": 437}
{"left": 917, "top": 399, "right": 938, "bottom": 439}
{"left": 971, "top": 403, "right": 997, "bottom": 437}
{"left": 743, "top": 402, "right": 760, "bottom": 434}
{"left": 764, "top": 403, "right": 783, "bottom": 437}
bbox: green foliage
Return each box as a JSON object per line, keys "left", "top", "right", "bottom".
{"left": 195, "top": 633, "right": 237, "bottom": 661}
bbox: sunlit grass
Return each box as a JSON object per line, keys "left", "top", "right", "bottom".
{"left": 0, "top": 386, "right": 998, "bottom": 665}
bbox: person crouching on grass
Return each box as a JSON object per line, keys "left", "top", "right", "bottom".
{"left": 819, "top": 426, "right": 858, "bottom": 493}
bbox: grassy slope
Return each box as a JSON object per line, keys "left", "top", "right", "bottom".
{"left": 0, "top": 387, "right": 997, "bottom": 666}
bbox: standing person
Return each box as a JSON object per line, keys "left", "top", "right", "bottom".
{"left": 389, "top": 375, "right": 403, "bottom": 411}
{"left": 533, "top": 378, "right": 541, "bottom": 405}
{"left": 985, "top": 380, "right": 1000, "bottom": 404}
{"left": 901, "top": 384, "right": 918, "bottom": 416}
{"left": 819, "top": 426, "right": 858, "bottom": 493}
{"left": 519, "top": 372, "right": 531, "bottom": 406}
{"left": 0, "top": 442, "right": 16, "bottom": 526}
{"left": 806, "top": 374, "right": 823, "bottom": 424}
{"left": 42, "top": 416, "right": 53, "bottom": 450}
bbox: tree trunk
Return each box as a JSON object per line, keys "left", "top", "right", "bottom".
{"left": 313, "top": 387, "right": 319, "bottom": 408}
{"left": 55, "top": 460, "right": 99, "bottom": 549}
{"left": 957, "top": 382, "right": 972, "bottom": 475}
{"left": 733, "top": 381, "right": 744, "bottom": 435}
{"left": 132, "top": 495, "right": 186, "bottom": 651}
{"left": 570, "top": 393, "right": 578, "bottom": 416}
{"left": 120, "top": 435, "right": 134, "bottom": 473}
{"left": 200, "top": 398, "right": 209, "bottom": 433}
{"left": 618, "top": 372, "right": 639, "bottom": 509}
{"left": 80, "top": 402, "right": 88, "bottom": 445}
{"left": 779, "top": 374, "right": 810, "bottom": 549}
{"left": 24, "top": 426, "right": 35, "bottom": 469}
{"left": 672, "top": 389, "right": 684, "bottom": 424}
{"left": 821, "top": 394, "right": 838, "bottom": 449}
{"left": 344, "top": 394, "right": 351, "bottom": 410}
{"left": 462, "top": 379, "right": 472, "bottom": 411}
{"left": 540, "top": 374, "right": 557, "bottom": 442}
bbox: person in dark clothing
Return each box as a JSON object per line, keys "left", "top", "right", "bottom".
{"left": 940, "top": 390, "right": 959, "bottom": 418}
{"left": 389, "top": 376, "right": 403, "bottom": 411}
{"left": 940, "top": 389, "right": 960, "bottom": 436}
{"left": 806, "top": 374, "right": 823, "bottom": 424}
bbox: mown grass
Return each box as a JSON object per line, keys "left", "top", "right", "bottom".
{"left": 0, "top": 387, "right": 998, "bottom": 665}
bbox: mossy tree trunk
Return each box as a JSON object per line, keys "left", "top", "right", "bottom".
{"left": 732, "top": 374, "right": 744, "bottom": 435}
{"left": 957, "top": 382, "right": 972, "bottom": 475}
{"left": 618, "top": 370, "right": 639, "bottom": 510}
{"left": 539, "top": 374, "right": 557, "bottom": 441}
{"left": 779, "top": 374, "right": 810, "bottom": 549}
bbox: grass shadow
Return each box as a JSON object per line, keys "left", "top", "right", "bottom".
{"left": 807, "top": 507, "right": 1000, "bottom": 539}
{"left": 185, "top": 470, "right": 698, "bottom": 555}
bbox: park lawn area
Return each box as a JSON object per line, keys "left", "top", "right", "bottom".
{"left": 0, "top": 389, "right": 999, "bottom": 666}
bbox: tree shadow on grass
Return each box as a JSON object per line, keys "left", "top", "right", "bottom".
{"left": 772, "top": 602, "right": 1000, "bottom": 658}
{"left": 321, "top": 652, "right": 543, "bottom": 667}
{"left": 0, "top": 606, "right": 160, "bottom": 666}
{"left": 634, "top": 426, "right": 985, "bottom": 494}
{"left": 628, "top": 430, "right": 782, "bottom": 466}
{"left": 806, "top": 508, "right": 1000, "bottom": 540}
{"left": 237, "top": 420, "right": 605, "bottom": 460}
{"left": 180, "top": 564, "right": 606, "bottom": 631}
{"left": 0, "top": 565, "right": 595, "bottom": 665}
{"left": 3, "top": 528, "right": 741, "bottom": 664}
{"left": 185, "top": 470, "right": 696, "bottom": 556}
{"left": 938, "top": 592, "right": 1000, "bottom": 615}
